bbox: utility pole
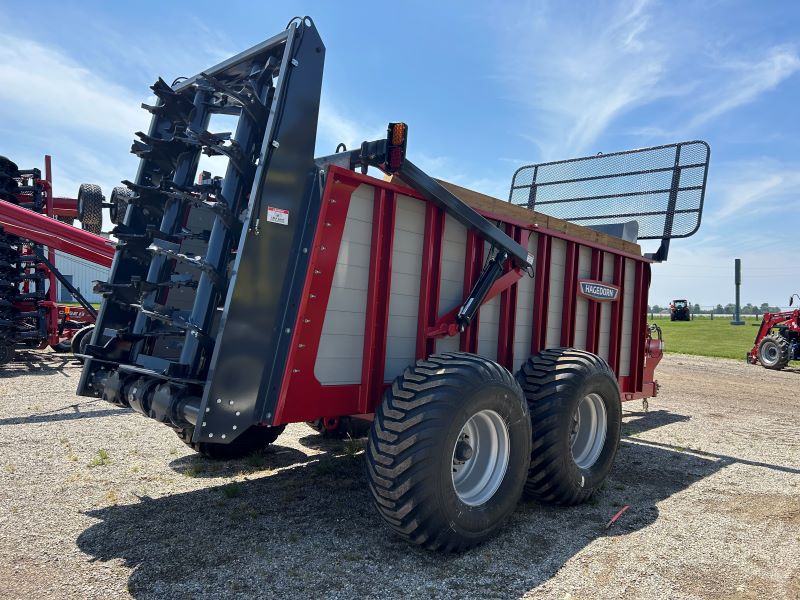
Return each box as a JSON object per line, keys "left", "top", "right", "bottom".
{"left": 731, "top": 258, "right": 744, "bottom": 325}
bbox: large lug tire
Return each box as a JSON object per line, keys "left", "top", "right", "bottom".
{"left": 517, "top": 348, "right": 622, "bottom": 505}
{"left": 108, "top": 186, "right": 133, "bottom": 225}
{"left": 366, "top": 352, "right": 532, "bottom": 552}
{"left": 306, "top": 416, "right": 371, "bottom": 439}
{"left": 176, "top": 424, "right": 286, "bottom": 460}
{"left": 757, "top": 334, "right": 790, "bottom": 370}
{"left": 76, "top": 184, "right": 104, "bottom": 234}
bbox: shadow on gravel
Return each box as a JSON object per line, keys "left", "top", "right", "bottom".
{"left": 167, "top": 444, "right": 313, "bottom": 478}
{"left": 0, "top": 350, "right": 78, "bottom": 378}
{"left": 76, "top": 410, "right": 796, "bottom": 599}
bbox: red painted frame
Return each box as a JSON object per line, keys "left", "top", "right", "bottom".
{"left": 273, "top": 167, "right": 657, "bottom": 425}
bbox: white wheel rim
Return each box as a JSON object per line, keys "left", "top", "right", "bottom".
{"left": 570, "top": 393, "right": 607, "bottom": 469}
{"left": 761, "top": 342, "right": 778, "bottom": 366}
{"left": 451, "top": 409, "right": 510, "bottom": 506}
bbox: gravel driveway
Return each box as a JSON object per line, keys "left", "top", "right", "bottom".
{"left": 0, "top": 352, "right": 798, "bottom": 599}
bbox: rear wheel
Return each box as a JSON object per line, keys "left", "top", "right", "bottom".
{"left": 70, "top": 325, "right": 95, "bottom": 356}
{"left": 176, "top": 424, "right": 286, "bottom": 460}
{"left": 77, "top": 184, "right": 103, "bottom": 234}
{"left": 366, "top": 352, "right": 531, "bottom": 552}
{"left": 517, "top": 348, "right": 621, "bottom": 505}
{"left": 758, "top": 334, "right": 790, "bottom": 370}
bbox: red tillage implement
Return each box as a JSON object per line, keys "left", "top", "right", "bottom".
{"left": 77, "top": 18, "right": 709, "bottom": 551}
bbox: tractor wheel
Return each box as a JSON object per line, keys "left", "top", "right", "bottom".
{"left": 516, "top": 348, "right": 622, "bottom": 505}
{"left": 108, "top": 186, "right": 133, "bottom": 225}
{"left": 366, "top": 352, "right": 531, "bottom": 552}
{"left": 175, "top": 424, "right": 286, "bottom": 460}
{"left": 0, "top": 342, "right": 13, "bottom": 365}
{"left": 306, "top": 416, "right": 371, "bottom": 439}
{"left": 76, "top": 184, "right": 103, "bottom": 234}
{"left": 757, "top": 334, "right": 790, "bottom": 370}
{"left": 70, "top": 325, "right": 95, "bottom": 363}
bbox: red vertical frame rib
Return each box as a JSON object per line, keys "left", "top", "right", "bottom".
{"left": 560, "top": 241, "right": 579, "bottom": 347}
{"left": 586, "top": 249, "right": 603, "bottom": 354}
{"left": 459, "top": 231, "right": 483, "bottom": 353}
{"left": 608, "top": 255, "right": 626, "bottom": 375}
{"left": 416, "top": 204, "right": 445, "bottom": 360}
{"left": 531, "top": 233, "right": 551, "bottom": 355}
{"left": 497, "top": 225, "right": 522, "bottom": 369}
{"left": 359, "top": 189, "right": 396, "bottom": 413}
{"left": 628, "top": 260, "right": 646, "bottom": 394}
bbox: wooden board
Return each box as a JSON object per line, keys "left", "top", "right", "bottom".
{"left": 435, "top": 179, "right": 642, "bottom": 256}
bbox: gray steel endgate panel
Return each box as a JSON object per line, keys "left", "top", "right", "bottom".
{"left": 195, "top": 25, "right": 326, "bottom": 441}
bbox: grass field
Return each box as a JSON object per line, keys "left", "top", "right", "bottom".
{"left": 651, "top": 315, "right": 764, "bottom": 360}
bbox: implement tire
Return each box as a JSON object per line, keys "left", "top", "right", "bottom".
{"left": 366, "top": 352, "right": 531, "bottom": 552}
{"left": 517, "top": 348, "right": 621, "bottom": 505}
{"left": 176, "top": 424, "right": 286, "bottom": 460}
{"left": 757, "top": 334, "right": 790, "bottom": 370}
{"left": 109, "top": 186, "right": 133, "bottom": 225}
{"left": 77, "top": 184, "right": 103, "bottom": 234}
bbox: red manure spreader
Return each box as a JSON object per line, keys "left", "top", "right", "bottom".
{"left": 77, "top": 18, "right": 710, "bottom": 550}
{"left": 0, "top": 155, "right": 116, "bottom": 365}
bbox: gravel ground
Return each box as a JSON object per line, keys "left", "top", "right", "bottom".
{"left": 0, "top": 351, "right": 798, "bottom": 599}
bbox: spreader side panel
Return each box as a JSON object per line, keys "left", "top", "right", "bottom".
{"left": 512, "top": 232, "right": 537, "bottom": 372}
{"left": 436, "top": 214, "right": 467, "bottom": 355}
{"left": 384, "top": 194, "right": 425, "bottom": 381}
{"left": 314, "top": 184, "right": 374, "bottom": 384}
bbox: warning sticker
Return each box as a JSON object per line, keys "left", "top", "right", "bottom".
{"left": 267, "top": 206, "right": 289, "bottom": 226}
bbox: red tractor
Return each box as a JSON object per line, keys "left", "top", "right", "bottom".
{"left": 669, "top": 298, "right": 691, "bottom": 321}
{"left": 748, "top": 294, "right": 800, "bottom": 370}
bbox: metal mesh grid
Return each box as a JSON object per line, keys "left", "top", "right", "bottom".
{"left": 508, "top": 141, "right": 710, "bottom": 240}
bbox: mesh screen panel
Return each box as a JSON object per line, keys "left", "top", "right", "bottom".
{"left": 508, "top": 141, "right": 709, "bottom": 240}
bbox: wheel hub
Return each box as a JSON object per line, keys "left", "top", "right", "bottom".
{"left": 451, "top": 409, "right": 510, "bottom": 506}
{"left": 570, "top": 393, "right": 607, "bottom": 470}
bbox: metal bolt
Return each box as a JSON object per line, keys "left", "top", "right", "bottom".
{"left": 265, "top": 412, "right": 272, "bottom": 419}
{"left": 202, "top": 421, "right": 207, "bottom": 427}
{"left": 330, "top": 198, "right": 336, "bottom": 203}
{"left": 221, "top": 434, "right": 227, "bottom": 439}
{"left": 216, "top": 398, "right": 222, "bottom": 404}
{"left": 235, "top": 411, "right": 241, "bottom": 417}
{"left": 291, "top": 58, "right": 299, "bottom": 67}
{"left": 309, "top": 294, "right": 316, "bottom": 299}
{"left": 208, "top": 433, "right": 214, "bottom": 438}
{"left": 271, "top": 140, "right": 280, "bottom": 148}
{"left": 229, "top": 400, "right": 234, "bottom": 406}
{"left": 206, "top": 407, "right": 210, "bottom": 413}
{"left": 298, "top": 343, "right": 306, "bottom": 348}
{"left": 302, "top": 247, "right": 308, "bottom": 254}
{"left": 314, "top": 269, "right": 322, "bottom": 275}
{"left": 285, "top": 328, "right": 291, "bottom": 334}
{"left": 320, "top": 245, "right": 326, "bottom": 251}
{"left": 303, "top": 318, "right": 311, "bottom": 323}
{"left": 232, "top": 425, "right": 237, "bottom": 431}
{"left": 293, "top": 369, "right": 301, "bottom": 373}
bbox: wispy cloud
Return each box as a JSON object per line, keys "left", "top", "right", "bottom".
{"left": 0, "top": 33, "right": 148, "bottom": 140}
{"left": 500, "top": 0, "right": 670, "bottom": 159}
{"left": 712, "top": 159, "right": 800, "bottom": 219}
{"left": 686, "top": 45, "right": 800, "bottom": 129}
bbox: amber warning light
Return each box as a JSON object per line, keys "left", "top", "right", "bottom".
{"left": 385, "top": 122, "right": 408, "bottom": 173}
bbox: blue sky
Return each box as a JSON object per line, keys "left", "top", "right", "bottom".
{"left": 1, "top": 0, "right": 798, "bottom": 307}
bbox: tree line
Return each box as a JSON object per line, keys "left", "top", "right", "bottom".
{"left": 647, "top": 302, "right": 783, "bottom": 315}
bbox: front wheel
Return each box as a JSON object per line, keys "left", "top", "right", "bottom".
{"left": 517, "top": 348, "right": 622, "bottom": 505}
{"left": 758, "top": 334, "right": 790, "bottom": 370}
{"left": 366, "top": 352, "right": 531, "bottom": 552}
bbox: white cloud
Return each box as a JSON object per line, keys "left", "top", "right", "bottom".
{"left": 687, "top": 46, "right": 800, "bottom": 129}
{"left": 500, "top": 0, "right": 670, "bottom": 159}
{"left": 712, "top": 159, "right": 800, "bottom": 219}
{"left": 0, "top": 33, "right": 149, "bottom": 140}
